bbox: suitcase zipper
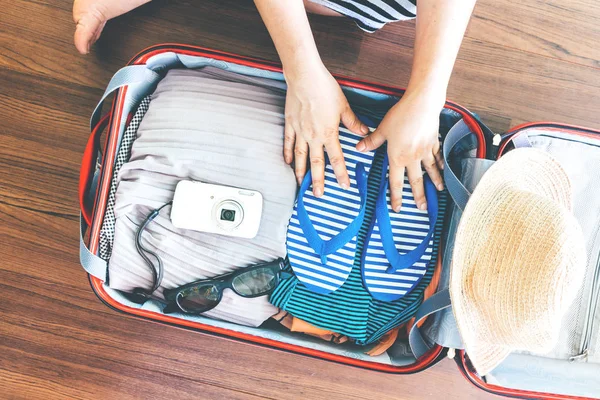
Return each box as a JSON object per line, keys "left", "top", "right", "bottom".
{"left": 571, "top": 250, "right": 600, "bottom": 362}
{"left": 489, "top": 133, "right": 502, "bottom": 160}
{"left": 447, "top": 347, "right": 456, "bottom": 359}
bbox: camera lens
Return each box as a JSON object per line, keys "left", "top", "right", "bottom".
{"left": 214, "top": 200, "right": 244, "bottom": 231}
{"left": 220, "top": 209, "right": 236, "bottom": 222}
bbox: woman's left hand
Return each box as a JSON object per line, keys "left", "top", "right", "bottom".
{"left": 356, "top": 91, "right": 445, "bottom": 212}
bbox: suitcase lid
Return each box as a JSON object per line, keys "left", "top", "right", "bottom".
{"left": 454, "top": 121, "right": 600, "bottom": 400}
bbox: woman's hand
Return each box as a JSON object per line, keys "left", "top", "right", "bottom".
{"left": 351, "top": 0, "right": 476, "bottom": 212}
{"left": 253, "top": 0, "right": 369, "bottom": 196}
{"left": 357, "top": 91, "right": 445, "bottom": 212}
{"left": 284, "top": 63, "right": 369, "bottom": 196}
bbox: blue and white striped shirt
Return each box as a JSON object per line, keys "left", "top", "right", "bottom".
{"left": 310, "top": 0, "right": 417, "bottom": 32}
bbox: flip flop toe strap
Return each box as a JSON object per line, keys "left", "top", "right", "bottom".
{"left": 296, "top": 161, "right": 369, "bottom": 264}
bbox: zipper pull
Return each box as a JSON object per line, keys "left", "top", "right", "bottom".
{"left": 447, "top": 348, "right": 456, "bottom": 359}
{"left": 569, "top": 348, "right": 588, "bottom": 362}
{"left": 493, "top": 133, "right": 502, "bottom": 147}
{"left": 489, "top": 133, "right": 502, "bottom": 159}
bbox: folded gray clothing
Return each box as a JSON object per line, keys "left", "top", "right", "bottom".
{"left": 108, "top": 67, "right": 297, "bottom": 327}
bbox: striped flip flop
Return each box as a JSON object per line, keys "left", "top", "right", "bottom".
{"left": 361, "top": 152, "right": 439, "bottom": 302}
{"left": 286, "top": 128, "right": 376, "bottom": 294}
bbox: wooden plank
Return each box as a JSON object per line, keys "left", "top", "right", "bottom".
{"left": 468, "top": 0, "right": 600, "bottom": 69}
{"left": 350, "top": 23, "right": 600, "bottom": 133}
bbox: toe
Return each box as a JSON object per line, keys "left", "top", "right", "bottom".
{"left": 72, "top": 0, "right": 151, "bottom": 54}
{"left": 74, "top": 15, "right": 105, "bottom": 54}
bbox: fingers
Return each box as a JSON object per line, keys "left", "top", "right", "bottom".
{"left": 406, "top": 163, "right": 427, "bottom": 211}
{"left": 291, "top": 123, "right": 349, "bottom": 195}
{"left": 356, "top": 129, "right": 385, "bottom": 152}
{"left": 340, "top": 106, "right": 369, "bottom": 136}
{"left": 283, "top": 122, "right": 296, "bottom": 164}
{"left": 324, "top": 138, "right": 350, "bottom": 189}
{"left": 294, "top": 136, "right": 309, "bottom": 186}
{"left": 433, "top": 140, "right": 444, "bottom": 170}
{"left": 423, "top": 152, "right": 444, "bottom": 191}
{"left": 388, "top": 161, "right": 406, "bottom": 213}
{"left": 309, "top": 145, "right": 326, "bottom": 197}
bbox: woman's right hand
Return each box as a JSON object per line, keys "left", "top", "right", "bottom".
{"left": 283, "top": 62, "right": 369, "bottom": 197}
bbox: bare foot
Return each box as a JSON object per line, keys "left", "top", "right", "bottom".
{"left": 73, "top": 0, "right": 150, "bottom": 54}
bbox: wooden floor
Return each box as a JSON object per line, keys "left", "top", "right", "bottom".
{"left": 1, "top": 0, "right": 599, "bottom": 398}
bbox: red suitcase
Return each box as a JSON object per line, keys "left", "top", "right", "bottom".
{"left": 79, "top": 44, "right": 600, "bottom": 399}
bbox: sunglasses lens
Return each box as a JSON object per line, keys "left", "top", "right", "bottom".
{"left": 176, "top": 284, "right": 220, "bottom": 313}
{"left": 231, "top": 266, "right": 278, "bottom": 296}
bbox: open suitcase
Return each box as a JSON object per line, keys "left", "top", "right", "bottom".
{"left": 79, "top": 44, "right": 600, "bottom": 399}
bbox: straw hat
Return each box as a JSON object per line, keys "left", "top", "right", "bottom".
{"left": 450, "top": 148, "right": 586, "bottom": 376}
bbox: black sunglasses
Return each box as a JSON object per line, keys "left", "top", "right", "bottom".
{"left": 163, "top": 258, "right": 288, "bottom": 314}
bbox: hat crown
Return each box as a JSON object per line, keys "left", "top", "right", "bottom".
{"left": 450, "top": 148, "right": 587, "bottom": 376}
{"left": 462, "top": 190, "right": 585, "bottom": 351}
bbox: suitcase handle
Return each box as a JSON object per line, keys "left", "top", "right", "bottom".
{"left": 409, "top": 288, "right": 453, "bottom": 358}
{"left": 79, "top": 114, "right": 110, "bottom": 226}
{"left": 82, "top": 66, "right": 161, "bottom": 226}
{"left": 443, "top": 119, "right": 478, "bottom": 211}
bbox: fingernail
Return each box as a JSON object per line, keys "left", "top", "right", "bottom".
{"left": 361, "top": 124, "right": 369, "bottom": 134}
{"left": 437, "top": 183, "right": 444, "bottom": 191}
{"left": 356, "top": 141, "right": 366, "bottom": 152}
{"left": 86, "top": 42, "right": 91, "bottom": 54}
{"left": 314, "top": 187, "right": 323, "bottom": 197}
{"left": 341, "top": 182, "right": 349, "bottom": 190}
{"left": 393, "top": 204, "right": 401, "bottom": 213}
{"left": 419, "top": 202, "right": 427, "bottom": 211}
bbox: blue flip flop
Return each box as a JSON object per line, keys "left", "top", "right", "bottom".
{"left": 361, "top": 152, "right": 438, "bottom": 302}
{"left": 286, "top": 128, "right": 376, "bottom": 294}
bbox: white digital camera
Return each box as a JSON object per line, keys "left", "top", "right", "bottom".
{"left": 170, "top": 180, "right": 263, "bottom": 239}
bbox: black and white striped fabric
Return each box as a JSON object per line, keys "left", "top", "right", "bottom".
{"left": 98, "top": 96, "right": 151, "bottom": 260}
{"left": 310, "top": 0, "right": 416, "bottom": 32}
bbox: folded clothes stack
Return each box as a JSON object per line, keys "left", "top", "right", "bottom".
{"left": 105, "top": 67, "right": 296, "bottom": 327}
{"left": 103, "top": 67, "right": 445, "bottom": 352}
{"left": 271, "top": 119, "right": 447, "bottom": 348}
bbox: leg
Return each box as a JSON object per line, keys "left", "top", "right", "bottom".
{"left": 73, "top": 0, "right": 339, "bottom": 55}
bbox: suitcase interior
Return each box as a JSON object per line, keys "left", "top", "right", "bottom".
{"left": 81, "top": 45, "right": 486, "bottom": 373}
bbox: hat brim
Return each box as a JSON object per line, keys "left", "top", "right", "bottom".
{"left": 464, "top": 341, "right": 512, "bottom": 376}
{"left": 477, "top": 148, "right": 572, "bottom": 210}
{"left": 451, "top": 284, "right": 513, "bottom": 375}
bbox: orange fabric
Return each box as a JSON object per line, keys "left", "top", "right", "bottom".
{"left": 366, "top": 327, "right": 400, "bottom": 356}
{"left": 291, "top": 316, "right": 334, "bottom": 336}
{"left": 274, "top": 311, "right": 400, "bottom": 354}
{"left": 272, "top": 310, "right": 349, "bottom": 344}
{"left": 274, "top": 310, "right": 293, "bottom": 330}
{"left": 405, "top": 254, "right": 443, "bottom": 334}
